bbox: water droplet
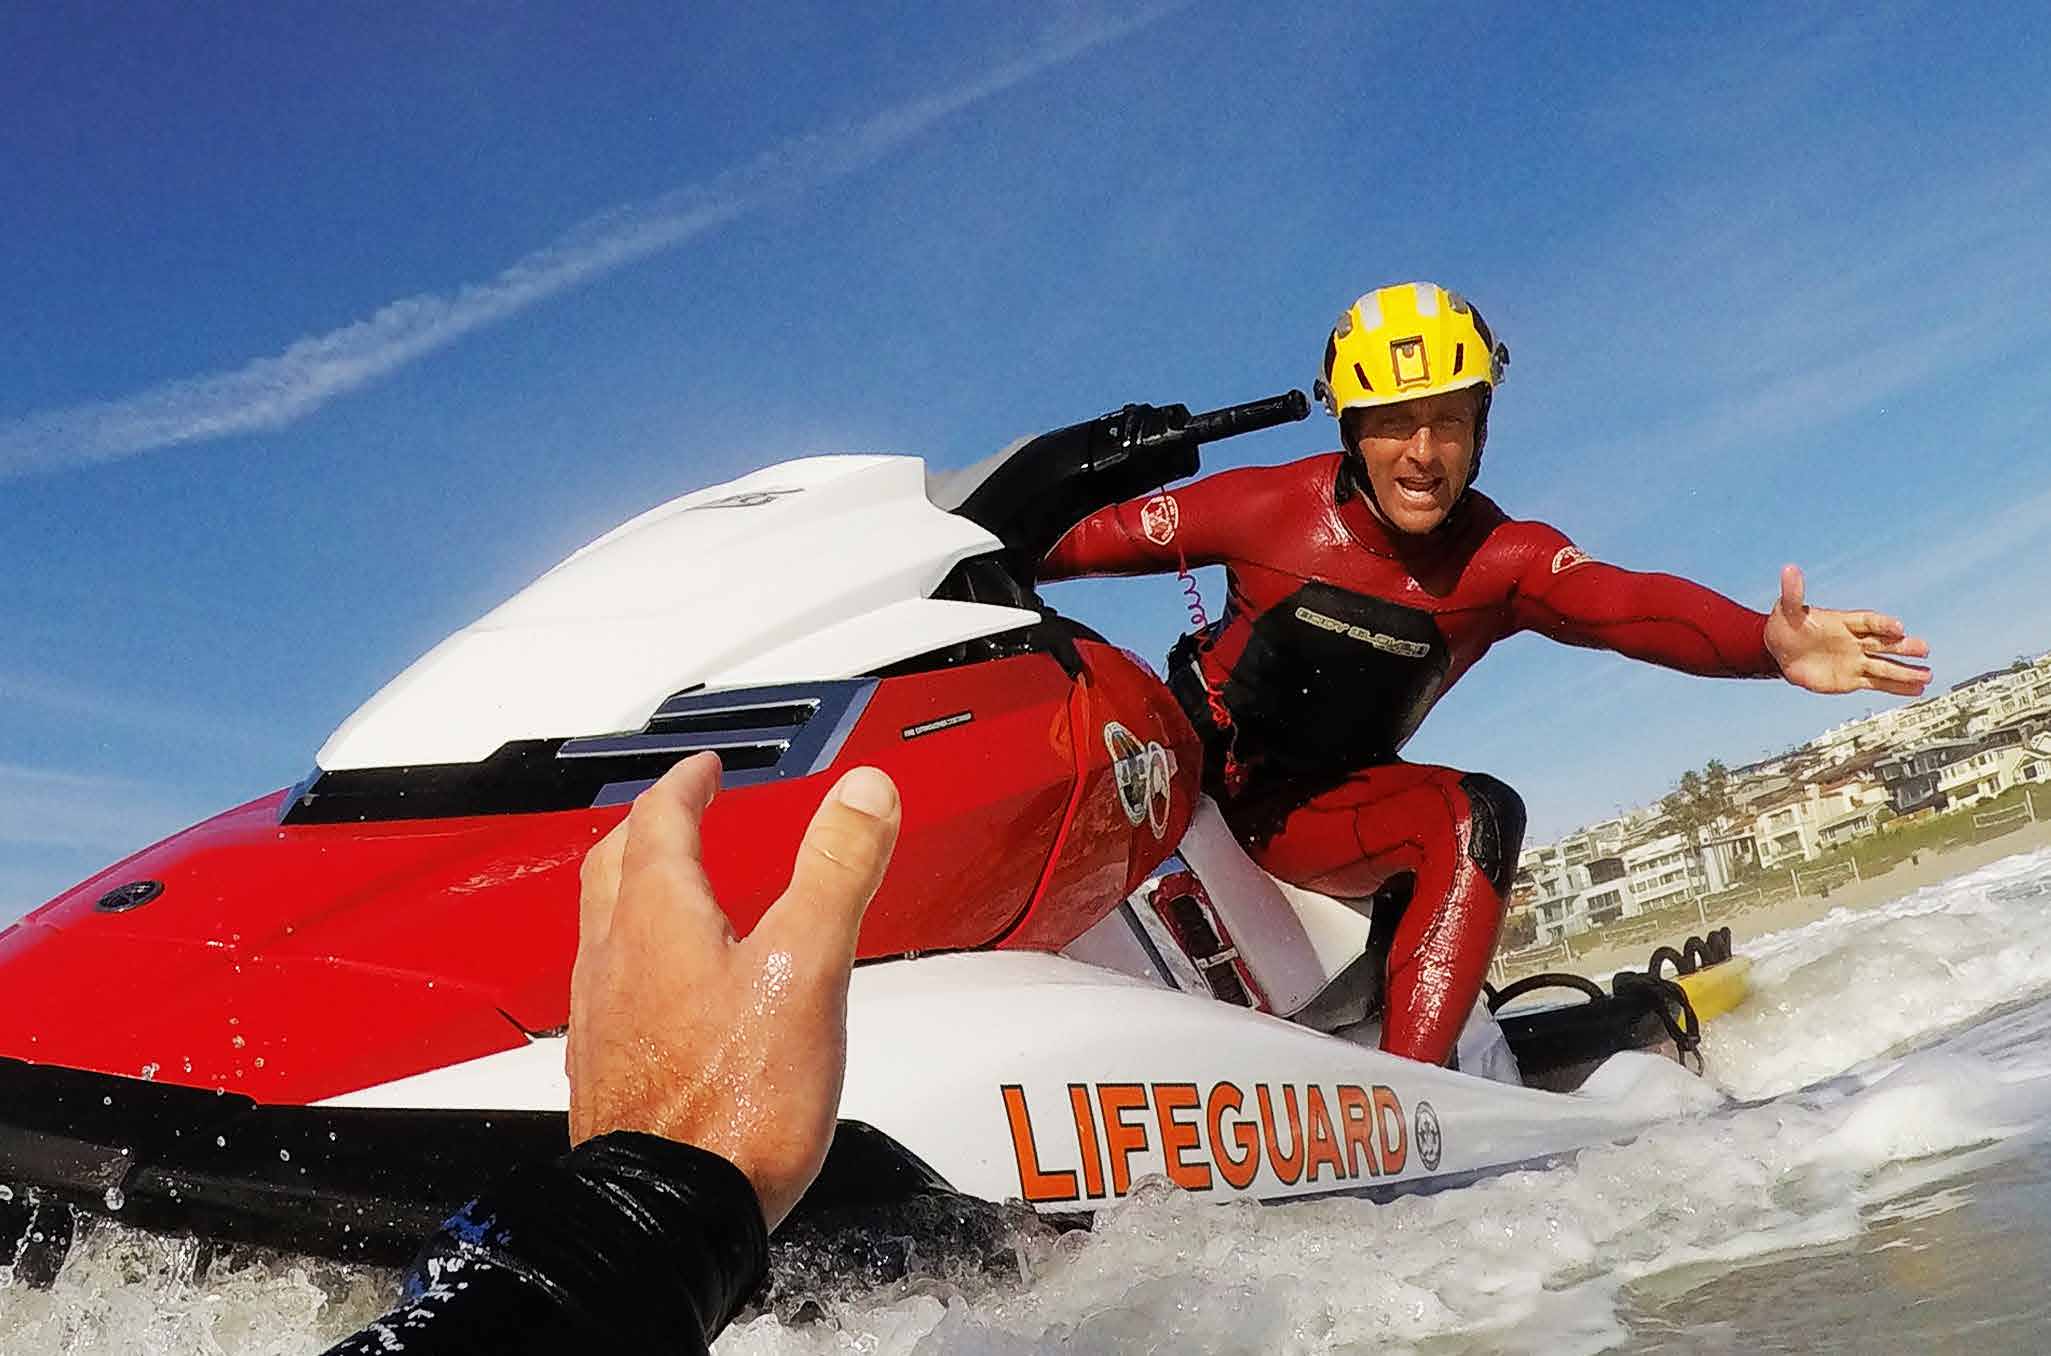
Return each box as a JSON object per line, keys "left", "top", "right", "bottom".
{"left": 103, "top": 1186, "right": 124, "bottom": 1211}
{"left": 231, "top": 1034, "right": 246, "bottom": 1049}
{"left": 278, "top": 1149, "right": 291, "bottom": 1163}
{"left": 183, "top": 1058, "right": 193, "bottom": 1073}
{"left": 0, "top": 1184, "right": 13, "bottom": 1202}
{"left": 102, "top": 1095, "right": 113, "bottom": 1106}
{"left": 253, "top": 1056, "right": 265, "bottom": 1069}
{"left": 216, "top": 1135, "right": 227, "bottom": 1148}
{"left": 228, "top": 1016, "right": 240, "bottom": 1027}
{"left": 139, "top": 1062, "right": 159, "bottom": 1081}
{"left": 328, "top": 1131, "right": 338, "bottom": 1142}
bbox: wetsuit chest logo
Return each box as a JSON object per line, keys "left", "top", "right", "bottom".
{"left": 1291, "top": 605, "right": 1433, "bottom": 658}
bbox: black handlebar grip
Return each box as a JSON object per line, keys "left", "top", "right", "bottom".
{"left": 1182, "top": 389, "right": 1310, "bottom": 446}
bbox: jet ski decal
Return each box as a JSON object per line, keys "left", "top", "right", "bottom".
{"left": 679, "top": 488, "right": 805, "bottom": 511}
{"left": 1103, "top": 722, "right": 1175, "bottom": 838}
{"left": 901, "top": 710, "right": 974, "bottom": 740}
{"left": 1001, "top": 1079, "right": 1415, "bottom": 1205}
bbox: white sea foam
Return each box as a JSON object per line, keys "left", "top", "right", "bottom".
{"left": 6, "top": 850, "right": 2051, "bottom": 1354}
{"left": 0, "top": 1226, "right": 390, "bottom": 1354}
{"left": 1705, "top": 846, "right": 2051, "bottom": 1101}
{"left": 713, "top": 849, "right": 2051, "bottom": 1355}
{"left": 715, "top": 1037, "right": 2051, "bottom": 1355}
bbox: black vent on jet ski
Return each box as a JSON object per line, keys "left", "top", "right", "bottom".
{"left": 281, "top": 680, "right": 875, "bottom": 825}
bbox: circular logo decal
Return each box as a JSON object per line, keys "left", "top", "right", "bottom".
{"left": 1145, "top": 744, "right": 1174, "bottom": 839}
{"left": 1550, "top": 545, "right": 1592, "bottom": 575}
{"left": 1104, "top": 723, "right": 1150, "bottom": 827}
{"left": 96, "top": 880, "right": 164, "bottom": 913}
{"left": 1139, "top": 494, "right": 1180, "bottom": 547}
{"left": 1104, "top": 723, "right": 1175, "bottom": 837}
{"left": 1414, "top": 1100, "right": 1443, "bottom": 1171}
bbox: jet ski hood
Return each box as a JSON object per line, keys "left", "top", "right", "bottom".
{"left": 0, "top": 792, "right": 567, "bottom": 1102}
{"left": 318, "top": 456, "right": 1036, "bottom": 771}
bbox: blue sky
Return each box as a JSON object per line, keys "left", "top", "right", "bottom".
{"left": 6, "top": 2, "right": 2051, "bottom": 917}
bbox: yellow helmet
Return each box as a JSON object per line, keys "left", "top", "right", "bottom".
{"left": 1314, "top": 281, "right": 1508, "bottom": 419}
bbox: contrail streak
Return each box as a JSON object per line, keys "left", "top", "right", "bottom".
{"left": 0, "top": 9, "right": 1173, "bottom": 480}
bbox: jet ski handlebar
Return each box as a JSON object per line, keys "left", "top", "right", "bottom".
{"left": 1181, "top": 388, "right": 1311, "bottom": 447}
{"left": 954, "top": 389, "right": 1310, "bottom": 575}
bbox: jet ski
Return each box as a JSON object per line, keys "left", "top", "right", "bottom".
{"left": 0, "top": 391, "right": 1747, "bottom": 1282}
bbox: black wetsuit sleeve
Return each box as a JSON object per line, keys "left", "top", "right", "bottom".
{"left": 320, "top": 1131, "right": 768, "bottom": 1356}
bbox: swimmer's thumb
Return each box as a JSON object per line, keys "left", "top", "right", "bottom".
{"left": 765, "top": 766, "right": 900, "bottom": 963}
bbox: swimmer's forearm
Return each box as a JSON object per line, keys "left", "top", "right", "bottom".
{"left": 320, "top": 1131, "right": 768, "bottom": 1356}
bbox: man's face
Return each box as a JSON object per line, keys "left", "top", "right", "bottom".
{"left": 1348, "top": 389, "right": 1481, "bottom": 535}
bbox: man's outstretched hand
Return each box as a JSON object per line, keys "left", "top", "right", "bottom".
{"left": 568, "top": 752, "right": 901, "bottom": 1230}
{"left": 1765, "top": 564, "right": 1932, "bottom": 698}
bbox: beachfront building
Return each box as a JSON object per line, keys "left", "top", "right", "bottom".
{"left": 1876, "top": 739, "right": 1976, "bottom": 814}
{"left": 1968, "top": 675, "right": 2051, "bottom": 734}
{"left": 1623, "top": 833, "right": 1700, "bottom": 913}
{"left": 1582, "top": 855, "right": 1629, "bottom": 927}
{"left": 1698, "top": 828, "right": 1761, "bottom": 892}
{"left": 1513, "top": 839, "right": 1605, "bottom": 943}
{"left": 1878, "top": 732, "right": 2051, "bottom": 815}
{"left": 1729, "top": 771, "right": 1795, "bottom": 814}
{"left": 1748, "top": 778, "right": 1891, "bottom": 867}
{"left": 1506, "top": 647, "right": 2051, "bottom": 945}
{"left": 1934, "top": 740, "right": 2043, "bottom": 811}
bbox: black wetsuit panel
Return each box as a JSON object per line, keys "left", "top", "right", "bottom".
{"left": 1213, "top": 580, "right": 1450, "bottom": 774}
{"left": 322, "top": 1132, "right": 767, "bottom": 1356}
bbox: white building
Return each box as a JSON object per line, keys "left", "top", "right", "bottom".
{"left": 1934, "top": 738, "right": 2051, "bottom": 810}
{"left": 1623, "top": 834, "right": 1699, "bottom": 912}
{"left": 1506, "top": 651, "right": 2051, "bottom": 941}
{"left": 1747, "top": 777, "right": 1891, "bottom": 867}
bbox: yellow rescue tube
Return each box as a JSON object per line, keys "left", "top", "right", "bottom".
{"left": 1674, "top": 955, "right": 1752, "bottom": 1023}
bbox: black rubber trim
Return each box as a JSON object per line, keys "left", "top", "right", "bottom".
{"left": 0, "top": 1054, "right": 947, "bottom": 1267}
{"left": 1493, "top": 976, "right": 1673, "bottom": 1094}
{"left": 281, "top": 681, "right": 875, "bottom": 825}
{"left": 282, "top": 738, "right": 776, "bottom": 824}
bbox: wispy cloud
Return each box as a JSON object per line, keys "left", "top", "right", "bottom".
{"left": 1514, "top": 141, "right": 2051, "bottom": 529}
{"left": 1810, "top": 479, "right": 2051, "bottom": 616}
{"left": 0, "top": 8, "right": 1172, "bottom": 481}
{"left": 0, "top": 762, "right": 205, "bottom": 854}
{"left": 0, "top": 668, "right": 301, "bottom": 757}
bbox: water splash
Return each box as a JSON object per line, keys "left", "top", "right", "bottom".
{"left": 7, "top": 850, "right": 2051, "bottom": 1354}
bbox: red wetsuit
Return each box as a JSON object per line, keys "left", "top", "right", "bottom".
{"left": 1041, "top": 452, "right": 1778, "bottom": 1065}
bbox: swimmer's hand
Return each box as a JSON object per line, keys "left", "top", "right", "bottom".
{"left": 568, "top": 752, "right": 901, "bottom": 1230}
{"left": 1766, "top": 564, "right": 1932, "bottom": 698}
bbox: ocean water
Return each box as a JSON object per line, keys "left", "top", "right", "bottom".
{"left": 7, "top": 848, "right": 2051, "bottom": 1354}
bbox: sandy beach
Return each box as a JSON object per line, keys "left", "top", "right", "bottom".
{"left": 1535, "top": 817, "right": 2051, "bottom": 981}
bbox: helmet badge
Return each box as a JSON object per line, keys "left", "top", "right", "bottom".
{"left": 1389, "top": 335, "right": 1431, "bottom": 390}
